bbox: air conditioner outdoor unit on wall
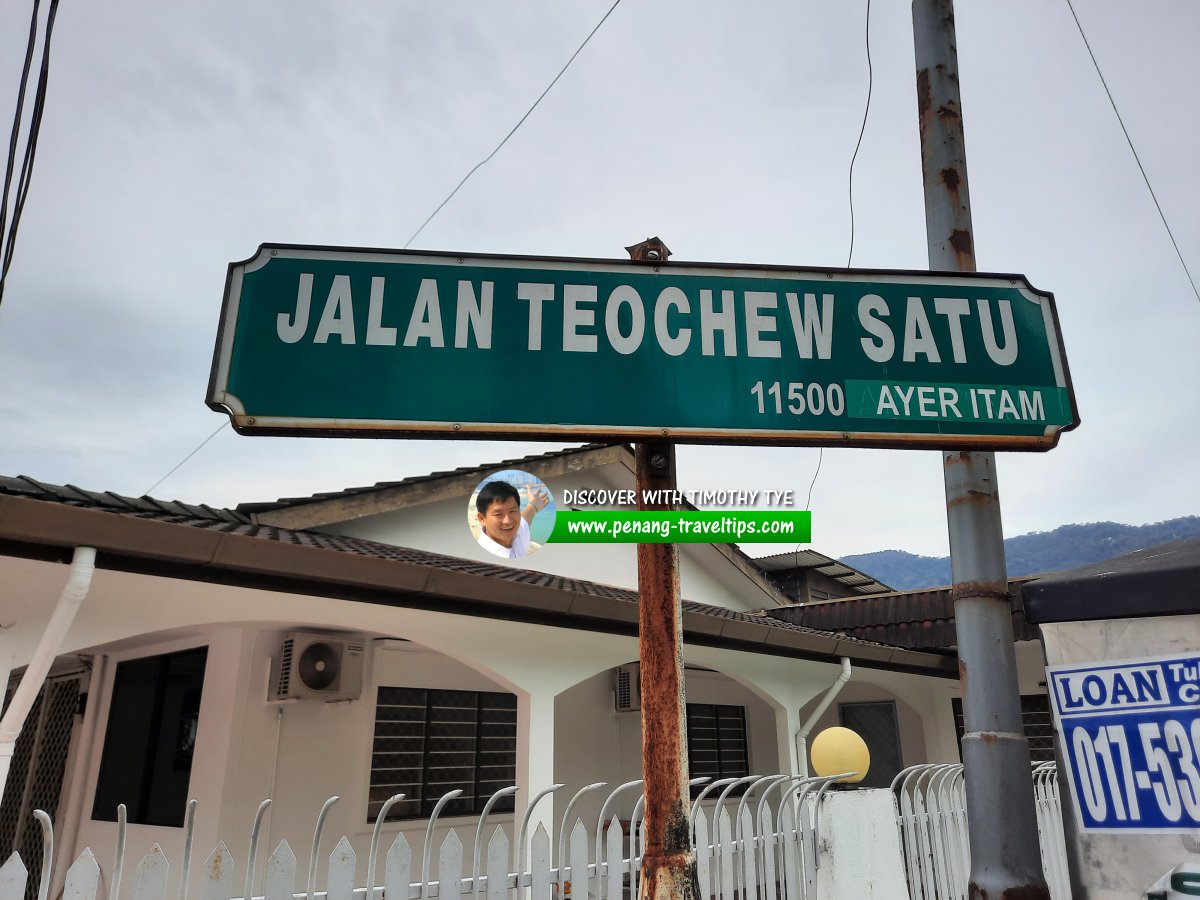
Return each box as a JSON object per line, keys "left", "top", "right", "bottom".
{"left": 270, "top": 632, "right": 365, "bottom": 702}
{"left": 615, "top": 664, "right": 640, "bottom": 712}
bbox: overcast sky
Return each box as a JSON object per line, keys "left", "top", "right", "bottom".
{"left": 0, "top": 1, "right": 1196, "bottom": 560}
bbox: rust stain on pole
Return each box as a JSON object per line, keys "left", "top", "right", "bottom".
{"left": 635, "top": 441, "right": 698, "bottom": 900}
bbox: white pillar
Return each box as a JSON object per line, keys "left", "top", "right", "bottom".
{"left": 774, "top": 704, "right": 802, "bottom": 774}
{"left": 516, "top": 687, "right": 557, "bottom": 861}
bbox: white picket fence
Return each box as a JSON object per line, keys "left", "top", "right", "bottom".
{"left": 891, "top": 761, "right": 1070, "bottom": 900}
{"left": 0, "top": 773, "right": 861, "bottom": 900}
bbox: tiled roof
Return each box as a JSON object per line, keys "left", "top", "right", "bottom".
{"left": 0, "top": 475, "right": 249, "bottom": 523}
{"left": 0, "top": 474, "right": 901, "bottom": 653}
{"left": 761, "top": 579, "right": 1040, "bottom": 651}
{"left": 237, "top": 443, "right": 618, "bottom": 514}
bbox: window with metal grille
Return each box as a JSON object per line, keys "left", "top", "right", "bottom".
{"left": 686, "top": 703, "right": 748, "bottom": 791}
{"left": 369, "top": 686, "right": 517, "bottom": 822}
{"left": 952, "top": 694, "right": 1056, "bottom": 762}
{"left": 839, "top": 700, "right": 902, "bottom": 789}
{"left": 0, "top": 670, "right": 85, "bottom": 900}
{"left": 91, "top": 647, "right": 208, "bottom": 827}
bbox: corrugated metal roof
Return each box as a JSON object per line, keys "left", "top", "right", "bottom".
{"left": 750, "top": 548, "right": 893, "bottom": 595}
{"left": 1023, "top": 539, "right": 1200, "bottom": 624}
{"left": 760, "top": 580, "right": 1041, "bottom": 651}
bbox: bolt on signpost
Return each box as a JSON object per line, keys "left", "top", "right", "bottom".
{"left": 914, "top": 0, "right": 1051, "bottom": 896}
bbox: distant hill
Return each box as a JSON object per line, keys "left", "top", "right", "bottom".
{"left": 842, "top": 516, "right": 1200, "bottom": 591}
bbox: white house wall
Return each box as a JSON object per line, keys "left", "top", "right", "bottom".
{"left": 0, "top": 552, "right": 962, "bottom": 900}
{"left": 218, "top": 631, "right": 535, "bottom": 896}
{"left": 310, "top": 465, "right": 780, "bottom": 611}
{"left": 552, "top": 667, "right": 784, "bottom": 833}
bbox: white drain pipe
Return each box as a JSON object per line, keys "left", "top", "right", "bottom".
{"left": 0, "top": 546, "right": 97, "bottom": 798}
{"left": 795, "top": 657, "right": 853, "bottom": 777}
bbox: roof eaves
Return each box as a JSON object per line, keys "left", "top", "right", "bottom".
{"left": 0, "top": 491, "right": 955, "bottom": 676}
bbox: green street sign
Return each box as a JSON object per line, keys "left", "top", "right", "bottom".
{"left": 208, "top": 245, "right": 1079, "bottom": 450}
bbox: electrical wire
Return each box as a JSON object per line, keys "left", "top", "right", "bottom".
{"left": 1065, "top": 0, "right": 1199, "bottom": 306}
{"left": 402, "top": 0, "right": 624, "bottom": 250}
{"left": 804, "top": 448, "right": 824, "bottom": 513}
{"left": 144, "top": 420, "right": 228, "bottom": 497}
{"left": 0, "top": 0, "right": 59, "bottom": 309}
{"left": 143, "top": 4, "right": 623, "bottom": 496}
{"left": 0, "top": 0, "right": 40, "bottom": 264}
{"left": 845, "top": 0, "right": 873, "bottom": 271}
{"left": 804, "top": 0, "right": 874, "bottom": 518}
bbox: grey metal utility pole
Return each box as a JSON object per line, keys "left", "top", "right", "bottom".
{"left": 912, "top": 2, "right": 1051, "bottom": 897}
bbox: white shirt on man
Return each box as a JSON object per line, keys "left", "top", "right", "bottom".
{"left": 477, "top": 517, "right": 532, "bottom": 559}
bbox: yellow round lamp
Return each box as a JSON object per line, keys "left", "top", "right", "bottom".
{"left": 809, "top": 726, "right": 870, "bottom": 784}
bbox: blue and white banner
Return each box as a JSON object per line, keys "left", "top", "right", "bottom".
{"left": 1049, "top": 652, "right": 1200, "bottom": 833}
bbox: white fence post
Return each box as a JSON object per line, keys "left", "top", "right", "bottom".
{"left": 63, "top": 850, "right": 100, "bottom": 900}
{"left": 200, "top": 844, "right": 234, "bottom": 900}
{"left": 0, "top": 853, "right": 29, "bottom": 900}
{"left": 484, "top": 827, "right": 507, "bottom": 900}
{"left": 439, "top": 830, "right": 463, "bottom": 900}
{"left": 263, "top": 841, "right": 296, "bottom": 900}
{"left": 130, "top": 846, "right": 168, "bottom": 900}
{"left": 326, "top": 837, "right": 355, "bottom": 900}
{"left": 384, "top": 834, "right": 411, "bottom": 900}
{"left": 528, "top": 824, "right": 550, "bottom": 900}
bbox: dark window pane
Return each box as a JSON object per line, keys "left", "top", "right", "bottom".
{"left": 839, "top": 701, "right": 901, "bottom": 789}
{"left": 91, "top": 647, "right": 208, "bottom": 827}
{"left": 686, "top": 703, "right": 748, "bottom": 796}
{"left": 369, "top": 685, "right": 517, "bottom": 822}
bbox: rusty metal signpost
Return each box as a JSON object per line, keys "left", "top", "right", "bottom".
{"left": 633, "top": 440, "right": 699, "bottom": 900}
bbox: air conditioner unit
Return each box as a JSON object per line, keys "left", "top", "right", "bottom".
{"left": 270, "top": 633, "right": 365, "bottom": 702}
{"left": 615, "top": 664, "right": 640, "bottom": 712}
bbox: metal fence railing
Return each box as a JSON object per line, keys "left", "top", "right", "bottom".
{"left": 0, "top": 773, "right": 870, "bottom": 900}
{"left": 891, "top": 761, "right": 1071, "bottom": 899}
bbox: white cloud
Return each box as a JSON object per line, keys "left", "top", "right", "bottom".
{"left": 0, "top": 0, "right": 1196, "bottom": 561}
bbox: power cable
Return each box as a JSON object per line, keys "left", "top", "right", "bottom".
{"left": 0, "top": 0, "right": 59, "bottom": 309}
{"left": 403, "top": 0, "right": 624, "bottom": 250}
{"left": 1065, "top": 0, "right": 1199, "bottom": 306}
{"left": 145, "top": 3, "right": 624, "bottom": 496}
{"left": 0, "top": 1, "right": 40, "bottom": 262}
{"left": 845, "top": 0, "right": 873, "bottom": 272}
{"left": 804, "top": 0, "right": 874, "bottom": 517}
{"left": 144, "top": 420, "right": 228, "bottom": 497}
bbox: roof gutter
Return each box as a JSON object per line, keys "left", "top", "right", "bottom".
{"left": 0, "top": 546, "right": 96, "bottom": 799}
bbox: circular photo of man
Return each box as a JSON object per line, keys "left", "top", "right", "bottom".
{"left": 467, "top": 469, "right": 556, "bottom": 560}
